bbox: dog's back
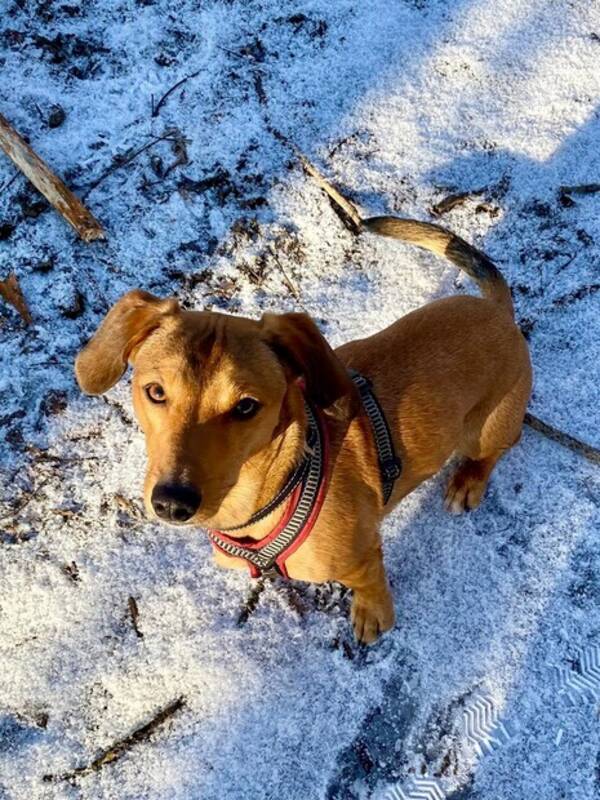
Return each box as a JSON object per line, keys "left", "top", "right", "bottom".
{"left": 336, "top": 216, "right": 531, "bottom": 509}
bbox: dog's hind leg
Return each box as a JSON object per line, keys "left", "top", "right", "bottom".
{"left": 445, "top": 452, "right": 505, "bottom": 514}
{"left": 445, "top": 369, "right": 531, "bottom": 514}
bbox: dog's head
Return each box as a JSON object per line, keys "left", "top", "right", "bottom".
{"left": 75, "top": 290, "right": 353, "bottom": 528}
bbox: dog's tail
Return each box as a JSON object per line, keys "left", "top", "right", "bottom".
{"left": 363, "top": 216, "right": 513, "bottom": 316}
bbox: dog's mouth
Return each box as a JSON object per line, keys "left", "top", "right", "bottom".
{"left": 146, "top": 511, "right": 195, "bottom": 528}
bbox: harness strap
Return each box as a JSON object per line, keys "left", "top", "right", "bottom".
{"left": 349, "top": 370, "right": 402, "bottom": 504}
{"left": 207, "top": 401, "right": 328, "bottom": 578}
{"left": 219, "top": 441, "right": 312, "bottom": 532}
{"left": 207, "top": 371, "right": 401, "bottom": 579}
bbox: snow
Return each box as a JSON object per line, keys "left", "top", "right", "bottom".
{"left": 1, "top": 1, "right": 600, "bottom": 798}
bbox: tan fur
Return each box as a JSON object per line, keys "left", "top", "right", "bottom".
{"left": 75, "top": 217, "right": 532, "bottom": 644}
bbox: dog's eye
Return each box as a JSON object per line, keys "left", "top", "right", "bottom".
{"left": 232, "top": 397, "right": 261, "bottom": 420}
{"left": 145, "top": 383, "right": 166, "bottom": 404}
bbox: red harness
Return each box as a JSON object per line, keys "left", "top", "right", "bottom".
{"left": 207, "top": 371, "right": 401, "bottom": 579}
{"left": 207, "top": 403, "right": 330, "bottom": 578}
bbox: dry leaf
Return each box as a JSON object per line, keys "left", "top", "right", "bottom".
{"left": 0, "top": 273, "right": 32, "bottom": 324}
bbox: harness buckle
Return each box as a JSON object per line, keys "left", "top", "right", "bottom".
{"left": 380, "top": 457, "right": 402, "bottom": 482}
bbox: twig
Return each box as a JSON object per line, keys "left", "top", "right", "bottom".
{"left": 236, "top": 51, "right": 357, "bottom": 236}
{"left": 114, "top": 493, "right": 143, "bottom": 520}
{"left": 29, "top": 452, "right": 101, "bottom": 464}
{"left": 559, "top": 183, "right": 600, "bottom": 196}
{"left": 431, "top": 189, "right": 484, "bottom": 216}
{"left": 265, "top": 124, "right": 362, "bottom": 232}
{"left": 216, "top": 44, "right": 262, "bottom": 66}
{"left": 270, "top": 250, "right": 301, "bottom": 300}
{"left": 0, "top": 478, "right": 51, "bottom": 522}
{"left": 151, "top": 70, "right": 201, "bottom": 118}
{"left": 0, "top": 113, "right": 104, "bottom": 242}
{"left": 298, "top": 154, "right": 362, "bottom": 233}
{"left": 328, "top": 133, "right": 356, "bottom": 158}
{"left": 555, "top": 252, "right": 576, "bottom": 274}
{"left": 43, "top": 697, "right": 185, "bottom": 782}
{"left": 0, "top": 171, "right": 19, "bottom": 194}
{"left": 101, "top": 395, "right": 133, "bottom": 426}
{"left": 525, "top": 413, "right": 600, "bottom": 466}
{"left": 82, "top": 130, "right": 181, "bottom": 199}
{"left": 237, "top": 578, "right": 266, "bottom": 625}
{"left": 551, "top": 282, "right": 600, "bottom": 309}
{"left": 128, "top": 596, "right": 143, "bottom": 638}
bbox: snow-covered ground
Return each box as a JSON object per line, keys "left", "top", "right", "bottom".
{"left": 1, "top": 1, "right": 600, "bottom": 798}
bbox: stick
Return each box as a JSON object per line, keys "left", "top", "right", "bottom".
{"left": 82, "top": 130, "right": 180, "bottom": 199}
{"left": 524, "top": 413, "right": 600, "bottom": 466}
{"left": 0, "top": 478, "right": 50, "bottom": 523}
{"left": 559, "top": 183, "right": 600, "bottom": 196}
{"left": 152, "top": 70, "right": 201, "bottom": 118}
{"left": 269, "top": 250, "right": 301, "bottom": 300}
{"left": 265, "top": 124, "right": 363, "bottom": 232}
{"left": 237, "top": 579, "right": 266, "bottom": 626}
{"left": 0, "top": 171, "right": 19, "bottom": 195}
{"left": 276, "top": 260, "right": 301, "bottom": 300}
{"left": 298, "top": 154, "right": 362, "bottom": 232}
{"left": 128, "top": 596, "right": 143, "bottom": 638}
{"left": 0, "top": 113, "right": 104, "bottom": 242}
{"left": 43, "top": 697, "right": 185, "bottom": 782}
{"left": 217, "top": 45, "right": 262, "bottom": 65}
{"left": 431, "top": 189, "right": 484, "bottom": 217}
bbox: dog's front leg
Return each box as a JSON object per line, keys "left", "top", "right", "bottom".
{"left": 341, "top": 542, "right": 395, "bottom": 644}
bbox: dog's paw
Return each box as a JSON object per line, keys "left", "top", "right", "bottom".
{"left": 444, "top": 463, "right": 487, "bottom": 514}
{"left": 350, "top": 593, "right": 395, "bottom": 645}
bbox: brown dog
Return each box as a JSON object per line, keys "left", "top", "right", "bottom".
{"left": 75, "top": 216, "right": 531, "bottom": 644}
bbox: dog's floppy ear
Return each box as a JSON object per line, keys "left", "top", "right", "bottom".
{"left": 75, "top": 290, "right": 179, "bottom": 395}
{"left": 260, "top": 312, "right": 353, "bottom": 407}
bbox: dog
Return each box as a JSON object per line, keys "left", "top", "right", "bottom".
{"left": 75, "top": 216, "right": 532, "bottom": 644}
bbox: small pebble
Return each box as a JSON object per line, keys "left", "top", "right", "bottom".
{"left": 48, "top": 105, "right": 66, "bottom": 129}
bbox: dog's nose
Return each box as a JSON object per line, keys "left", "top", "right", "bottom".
{"left": 151, "top": 483, "right": 201, "bottom": 523}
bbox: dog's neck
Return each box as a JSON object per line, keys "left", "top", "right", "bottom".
{"left": 209, "top": 384, "right": 309, "bottom": 538}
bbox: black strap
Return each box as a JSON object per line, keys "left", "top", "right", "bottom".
{"left": 220, "top": 416, "right": 318, "bottom": 534}
{"left": 219, "top": 454, "right": 309, "bottom": 533}
{"left": 350, "top": 370, "right": 402, "bottom": 504}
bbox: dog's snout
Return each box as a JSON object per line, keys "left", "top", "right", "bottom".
{"left": 151, "top": 483, "right": 201, "bottom": 523}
